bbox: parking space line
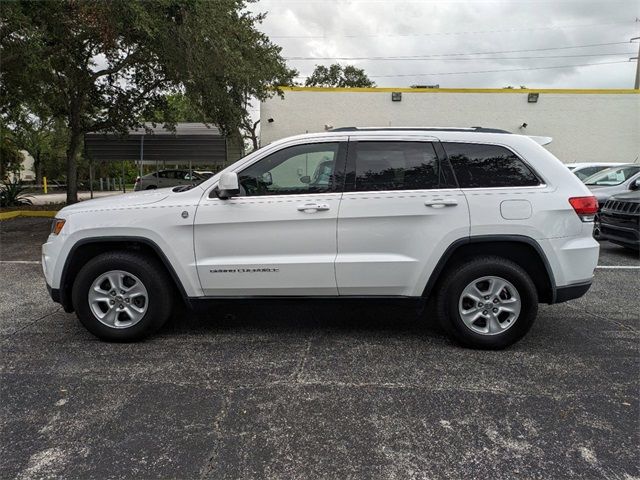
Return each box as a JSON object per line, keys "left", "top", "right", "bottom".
{"left": 0, "top": 260, "right": 40, "bottom": 264}
{"left": 596, "top": 266, "right": 640, "bottom": 269}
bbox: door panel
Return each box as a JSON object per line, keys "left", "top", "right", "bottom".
{"left": 194, "top": 193, "right": 341, "bottom": 295}
{"left": 336, "top": 190, "right": 469, "bottom": 295}
{"left": 194, "top": 140, "right": 347, "bottom": 296}
{"left": 336, "top": 138, "right": 470, "bottom": 296}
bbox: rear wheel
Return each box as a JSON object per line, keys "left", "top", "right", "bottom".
{"left": 436, "top": 256, "right": 538, "bottom": 349}
{"left": 72, "top": 251, "right": 173, "bottom": 341}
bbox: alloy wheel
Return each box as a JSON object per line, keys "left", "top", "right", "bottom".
{"left": 88, "top": 270, "right": 149, "bottom": 329}
{"left": 458, "top": 275, "right": 522, "bottom": 335}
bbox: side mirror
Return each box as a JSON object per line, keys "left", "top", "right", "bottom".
{"left": 630, "top": 179, "right": 639, "bottom": 191}
{"left": 215, "top": 172, "right": 239, "bottom": 199}
{"left": 260, "top": 172, "right": 273, "bottom": 186}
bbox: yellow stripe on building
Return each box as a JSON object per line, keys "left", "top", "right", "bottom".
{"left": 277, "top": 86, "right": 640, "bottom": 94}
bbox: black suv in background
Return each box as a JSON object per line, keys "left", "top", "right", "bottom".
{"left": 599, "top": 191, "right": 640, "bottom": 251}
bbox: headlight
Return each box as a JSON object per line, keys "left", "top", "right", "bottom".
{"left": 51, "top": 218, "right": 66, "bottom": 235}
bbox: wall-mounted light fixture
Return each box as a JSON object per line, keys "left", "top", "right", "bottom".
{"left": 391, "top": 92, "right": 402, "bottom": 102}
{"left": 527, "top": 93, "right": 539, "bottom": 103}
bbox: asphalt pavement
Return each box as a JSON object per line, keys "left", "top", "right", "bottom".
{"left": 1, "top": 217, "right": 638, "bottom": 479}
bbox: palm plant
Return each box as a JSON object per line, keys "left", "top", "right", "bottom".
{"left": 0, "top": 179, "right": 34, "bottom": 207}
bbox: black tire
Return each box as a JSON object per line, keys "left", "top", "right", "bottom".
{"left": 72, "top": 251, "right": 174, "bottom": 342}
{"left": 435, "top": 256, "right": 538, "bottom": 350}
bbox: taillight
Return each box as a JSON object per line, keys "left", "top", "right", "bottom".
{"left": 569, "top": 196, "right": 598, "bottom": 222}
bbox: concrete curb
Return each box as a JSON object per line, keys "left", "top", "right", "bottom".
{"left": 0, "top": 210, "right": 58, "bottom": 221}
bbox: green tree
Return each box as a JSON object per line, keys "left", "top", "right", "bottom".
{"left": 3, "top": 104, "right": 69, "bottom": 186}
{"left": 150, "top": 94, "right": 205, "bottom": 124}
{"left": 1, "top": 0, "right": 295, "bottom": 203}
{"left": 304, "top": 64, "right": 375, "bottom": 88}
{"left": 0, "top": 126, "right": 23, "bottom": 180}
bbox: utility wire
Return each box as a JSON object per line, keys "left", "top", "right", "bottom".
{"left": 285, "top": 41, "right": 633, "bottom": 60}
{"left": 287, "top": 52, "right": 634, "bottom": 61}
{"left": 271, "top": 21, "right": 634, "bottom": 38}
{"left": 294, "top": 60, "right": 631, "bottom": 78}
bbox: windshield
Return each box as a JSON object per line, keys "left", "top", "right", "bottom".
{"left": 584, "top": 166, "right": 640, "bottom": 186}
{"left": 574, "top": 165, "right": 610, "bottom": 181}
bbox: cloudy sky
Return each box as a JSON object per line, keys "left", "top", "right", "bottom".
{"left": 247, "top": 0, "right": 639, "bottom": 88}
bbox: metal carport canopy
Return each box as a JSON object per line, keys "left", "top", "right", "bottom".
{"left": 84, "top": 122, "right": 227, "bottom": 165}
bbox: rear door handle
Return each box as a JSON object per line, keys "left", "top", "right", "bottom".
{"left": 297, "top": 203, "right": 330, "bottom": 212}
{"left": 424, "top": 199, "right": 458, "bottom": 208}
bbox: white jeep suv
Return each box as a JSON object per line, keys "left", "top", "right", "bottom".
{"left": 42, "top": 127, "right": 600, "bottom": 349}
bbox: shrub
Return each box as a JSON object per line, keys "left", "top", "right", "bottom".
{"left": 0, "top": 179, "right": 34, "bottom": 207}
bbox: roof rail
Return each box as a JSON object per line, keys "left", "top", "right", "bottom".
{"left": 330, "top": 126, "right": 512, "bottom": 134}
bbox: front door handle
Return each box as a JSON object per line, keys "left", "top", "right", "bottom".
{"left": 424, "top": 199, "right": 458, "bottom": 208}
{"left": 297, "top": 203, "right": 330, "bottom": 212}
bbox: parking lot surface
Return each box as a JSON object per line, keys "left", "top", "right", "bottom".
{"left": 1, "top": 217, "right": 638, "bottom": 479}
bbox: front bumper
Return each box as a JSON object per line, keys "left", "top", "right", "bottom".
{"left": 599, "top": 221, "right": 640, "bottom": 250}
{"left": 46, "top": 283, "right": 61, "bottom": 303}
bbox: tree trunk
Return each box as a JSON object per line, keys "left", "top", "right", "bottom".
{"left": 245, "top": 119, "right": 259, "bottom": 152}
{"left": 66, "top": 131, "right": 81, "bottom": 204}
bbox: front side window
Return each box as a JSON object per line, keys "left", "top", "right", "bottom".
{"left": 238, "top": 143, "right": 342, "bottom": 196}
{"left": 443, "top": 143, "right": 541, "bottom": 188}
{"left": 348, "top": 141, "right": 454, "bottom": 191}
{"left": 584, "top": 166, "right": 640, "bottom": 186}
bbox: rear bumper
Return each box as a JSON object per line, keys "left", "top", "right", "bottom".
{"left": 542, "top": 231, "right": 599, "bottom": 287}
{"left": 554, "top": 280, "right": 592, "bottom": 303}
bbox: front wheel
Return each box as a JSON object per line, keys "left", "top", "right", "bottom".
{"left": 72, "top": 251, "right": 173, "bottom": 341}
{"left": 436, "top": 256, "right": 538, "bottom": 349}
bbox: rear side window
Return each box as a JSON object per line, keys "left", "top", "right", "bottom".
{"left": 443, "top": 143, "right": 541, "bottom": 188}
{"left": 349, "top": 141, "right": 455, "bottom": 191}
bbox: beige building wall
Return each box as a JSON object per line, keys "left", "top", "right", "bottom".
{"left": 7, "top": 150, "right": 36, "bottom": 183}
{"left": 260, "top": 88, "right": 640, "bottom": 164}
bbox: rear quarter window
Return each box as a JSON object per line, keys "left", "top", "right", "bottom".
{"left": 443, "top": 142, "right": 541, "bottom": 188}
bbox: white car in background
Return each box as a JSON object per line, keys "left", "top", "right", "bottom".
{"left": 566, "top": 162, "right": 625, "bottom": 182}
{"left": 585, "top": 164, "right": 640, "bottom": 204}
